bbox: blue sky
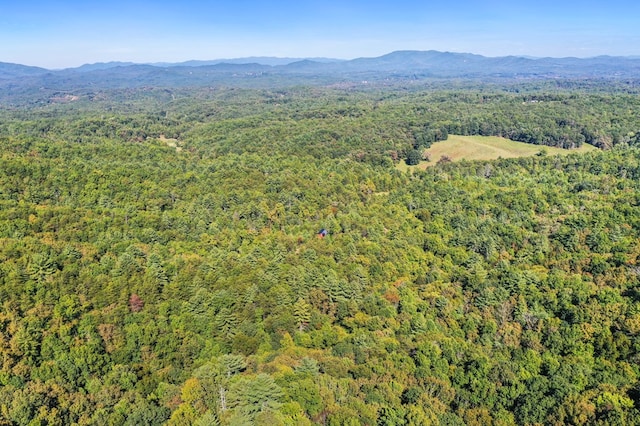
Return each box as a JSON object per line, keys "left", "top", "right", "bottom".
{"left": 2, "top": 0, "right": 639, "bottom": 68}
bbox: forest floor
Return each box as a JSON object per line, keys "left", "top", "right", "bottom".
{"left": 399, "top": 135, "right": 597, "bottom": 170}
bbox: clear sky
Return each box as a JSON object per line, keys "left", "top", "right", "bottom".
{"left": 2, "top": 0, "right": 639, "bottom": 69}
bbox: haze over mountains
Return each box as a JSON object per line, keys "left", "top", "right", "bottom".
{"left": 1, "top": 50, "right": 639, "bottom": 104}
{"left": 4, "top": 50, "right": 640, "bottom": 75}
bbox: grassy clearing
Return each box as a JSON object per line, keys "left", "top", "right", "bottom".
{"left": 398, "top": 135, "right": 597, "bottom": 171}
{"left": 158, "top": 134, "right": 182, "bottom": 152}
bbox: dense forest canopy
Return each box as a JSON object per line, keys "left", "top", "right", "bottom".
{"left": 1, "top": 79, "right": 640, "bottom": 425}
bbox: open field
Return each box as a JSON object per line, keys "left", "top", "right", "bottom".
{"left": 399, "top": 135, "right": 597, "bottom": 171}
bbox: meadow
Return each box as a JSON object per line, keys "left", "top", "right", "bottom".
{"left": 399, "top": 134, "right": 597, "bottom": 170}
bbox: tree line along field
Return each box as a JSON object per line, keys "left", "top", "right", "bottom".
{"left": 1, "top": 84, "right": 640, "bottom": 425}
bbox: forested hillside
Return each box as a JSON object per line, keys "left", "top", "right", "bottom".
{"left": 1, "top": 84, "right": 640, "bottom": 425}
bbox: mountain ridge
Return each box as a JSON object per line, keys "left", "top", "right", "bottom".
{"left": 3, "top": 50, "right": 639, "bottom": 74}
{"left": 1, "top": 50, "right": 639, "bottom": 104}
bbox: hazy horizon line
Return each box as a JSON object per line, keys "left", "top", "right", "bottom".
{"left": 5, "top": 49, "right": 640, "bottom": 71}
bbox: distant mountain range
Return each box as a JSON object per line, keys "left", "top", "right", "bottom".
{"left": 1, "top": 50, "right": 639, "bottom": 103}
{"left": 2, "top": 50, "right": 637, "bottom": 77}
{"left": 71, "top": 57, "right": 344, "bottom": 72}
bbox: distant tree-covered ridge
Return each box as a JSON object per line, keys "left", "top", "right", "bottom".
{"left": 1, "top": 85, "right": 640, "bottom": 424}
{"left": 2, "top": 50, "right": 640, "bottom": 102}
